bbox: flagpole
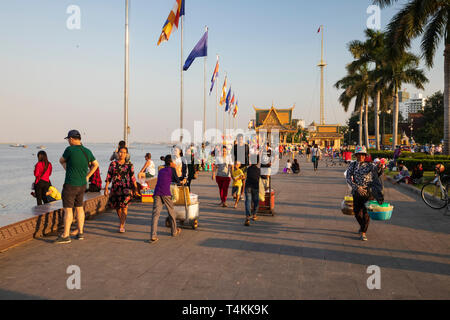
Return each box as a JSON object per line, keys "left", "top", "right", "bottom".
{"left": 223, "top": 75, "right": 226, "bottom": 144}
{"left": 124, "top": 0, "right": 130, "bottom": 145}
{"left": 180, "top": 14, "right": 184, "bottom": 143}
{"left": 203, "top": 26, "right": 208, "bottom": 144}
{"left": 216, "top": 55, "right": 219, "bottom": 144}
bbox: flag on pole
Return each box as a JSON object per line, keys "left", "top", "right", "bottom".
{"left": 219, "top": 77, "right": 227, "bottom": 105}
{"left": 225, "top": 87, "right": 231, "bottom": 112}
{"left": 233, "top": 100, "right": 238, "bottom": 118}
{"left": 183, "top": 30, "right": 208, "bottom": 71}
{"left": 157, "top": 0, "right": 185, "bottom": 46}
{"left": 229, "top": 93, "right": 235, "bottom": 113}
{"left": 209, "top": 56, "right": 219, "bottom": 95}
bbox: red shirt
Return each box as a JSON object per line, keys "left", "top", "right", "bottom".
{"left": 34, "top": 161, "right": 52, "bottom": 184}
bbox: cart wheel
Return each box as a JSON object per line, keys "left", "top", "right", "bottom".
{"left": 192, "top": 219, "right": 199, "bottom": 230}
{"left": 165, "top": 217, "right": 171, "bottom": 228}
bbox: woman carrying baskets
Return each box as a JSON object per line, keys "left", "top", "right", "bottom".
{"left": 345, "top": 146, "right": 384, "bottom": 241}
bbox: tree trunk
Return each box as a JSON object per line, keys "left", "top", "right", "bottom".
{"left": 392, "top": 89, "right": 399, "bottom": 151}
{"left": 359, "top": 106, "right": 363, "bottom": 146}
{"left": 444, "top": 43, "right": 450, "bottom": 154}
{"left": 381, "top": 111, "right": 385, "bottom": 149}
{"left": 364, "top": 97, "right": 370, "bottom": 148}
{"left": 375, "top": 91, "right": 380, "bottom": 150}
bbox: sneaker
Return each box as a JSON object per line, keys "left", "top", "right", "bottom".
{"left": 54, "top": 236, "right": 71, "bottom": 244}
{"left": 75, "top": 233, "right": 84, "bottom": 240}
{"left": 361, "top": 234, "right": 368, "bottom": 241}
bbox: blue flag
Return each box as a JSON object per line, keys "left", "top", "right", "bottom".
{"left": 183, "top": 30, "right": 208, "bottom": 71}
{"left": 225, "top": 87, "right": 231, "bottom": 112}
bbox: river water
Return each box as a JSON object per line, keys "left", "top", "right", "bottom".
{"left": 0, "top": 143, "right": 171, "bottom": 218}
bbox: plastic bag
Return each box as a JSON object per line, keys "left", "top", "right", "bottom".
{"left": 259, "top": 179, "right": 266, "bottom": 201}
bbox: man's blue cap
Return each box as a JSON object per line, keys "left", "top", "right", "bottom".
{"left": 65, "top": 130, "right": 81, "bottom": 140}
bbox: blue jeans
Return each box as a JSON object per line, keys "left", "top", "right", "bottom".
{"left": 245, "top": 187, "right": 259, "bottom": 217}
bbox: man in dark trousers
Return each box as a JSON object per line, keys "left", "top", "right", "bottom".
{"left": 244, "top": 155, "right": 260, "bottom": 226}
{"left": 233, "top": 134, "right": 250, "bottom": 171}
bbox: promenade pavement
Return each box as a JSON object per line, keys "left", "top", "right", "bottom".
{"left": 0, "top": 156, "right": 449, "bottom": 299}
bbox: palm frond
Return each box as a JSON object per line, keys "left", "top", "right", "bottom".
{"left": 372, "top": 0, "right": 399, "bottom": 9}
{"left": 421, "top": 8, "right": 447, "bottom": 67}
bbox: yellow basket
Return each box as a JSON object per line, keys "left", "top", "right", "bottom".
{"left": 141, "top": 194, "right": 154, "bottom": 203}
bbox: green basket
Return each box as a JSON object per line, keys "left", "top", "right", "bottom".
{"left": 366, "top": 201, "right": 394, "bottom": 221}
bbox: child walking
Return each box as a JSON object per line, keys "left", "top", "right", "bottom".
{"left": 231, "top": 161, "right": 246, "bottom": 208}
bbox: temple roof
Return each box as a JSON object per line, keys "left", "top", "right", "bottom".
{"left": 254, "top": 105, "right": 297, "bottom": 132}
{"left": 254, "top": 104, "right": 295, "bottom": 130}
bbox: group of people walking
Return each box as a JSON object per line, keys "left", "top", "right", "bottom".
{"left": 210, "top": 134, "right": 269, "bottom": 226}
{"left": 35, "top": 129, "right": 384, "bottom": 244}
{"left": 44, "top": 130, "right": 193, "bottom": 244}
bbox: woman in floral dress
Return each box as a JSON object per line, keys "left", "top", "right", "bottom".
{"left": 104, "top": 147, "right": 139, "bottom": 233}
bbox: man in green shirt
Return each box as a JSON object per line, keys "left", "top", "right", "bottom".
{"left": 55, "top": 130, "right": 99, "bottom": 244}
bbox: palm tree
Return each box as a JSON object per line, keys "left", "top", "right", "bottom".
{"left": 335, "top": 64, "right": 372, "bottom": 148}
{"left": 373, "top": 0, "right": 450, "bottom": 152}
{"left": 372, "top": 51, "right": 428, "bottom": 150}
{"left": 348, "top": 29, "right": 387, "bottom": 150}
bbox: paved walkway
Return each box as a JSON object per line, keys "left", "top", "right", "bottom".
{"left": 1, "top": 156, "right": 449, "bottom": 299}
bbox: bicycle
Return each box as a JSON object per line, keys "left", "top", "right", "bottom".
{"left": 421, "top": 166, "right": 450, "bottom": 210}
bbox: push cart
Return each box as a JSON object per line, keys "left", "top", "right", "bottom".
{"left": 166, "top": 185, "right": 199, "bottom": 230}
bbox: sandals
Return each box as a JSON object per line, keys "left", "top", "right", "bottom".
{"left": 119, "top": 227, "right": 125, "bottom": 233}
{"left": 172, "top": 228, "right": 182, "bottom": 237}
{"left": 149, "top": 238, "right": 159, "bottom": 243}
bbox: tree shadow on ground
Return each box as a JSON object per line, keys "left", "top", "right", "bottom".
{"left": 202, "top": 225, "right": 450, "bottom": 260}
{"left": 0, "top": 288, "right": 45, "bottom": 300}
{"left": 199, "top": 238, "right": 450, "bottom": 277}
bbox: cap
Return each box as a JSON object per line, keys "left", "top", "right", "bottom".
{"left": 354, "top": 146, "right": 368, "bottom": 155}
{"left": 65, "top": 130, "right": 81, "bottom": 140}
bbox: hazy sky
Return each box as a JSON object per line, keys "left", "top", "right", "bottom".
{"left": 0, "top": 0, "right": 444, "bottom": 143}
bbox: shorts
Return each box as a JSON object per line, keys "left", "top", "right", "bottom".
{"left": 232, "top": 186, "right": 242, "bottom": 196}
{"left": 62, "top": 184, "right": 86, "bottom": 208}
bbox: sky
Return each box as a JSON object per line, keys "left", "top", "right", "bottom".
{"left": 0, "top": 0, "right": 444, "bottom": 143}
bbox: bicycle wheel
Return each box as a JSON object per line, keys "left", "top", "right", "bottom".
{"left": 421, "top": 181, "right": 448, "bottom": 209}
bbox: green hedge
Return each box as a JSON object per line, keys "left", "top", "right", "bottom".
{"left": 398, "top": 158, "right": 450, "bottom": 173}
{"left": 367, "top": 150, "right": 450, "bottom": 160}
{"left": 400, "top": 152, "right": 450, "bottom": 160}
{"left": 368, "top": 151, "right": 394, "bottom": 159}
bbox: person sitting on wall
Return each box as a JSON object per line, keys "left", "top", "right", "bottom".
{"left": 410, "top": 163, "right": 424, "bottom": 185}
{"left": 394, "top": 161, "right": 411, "bottom": 184}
